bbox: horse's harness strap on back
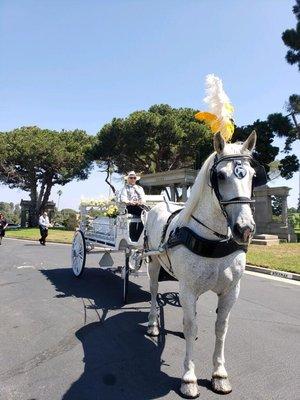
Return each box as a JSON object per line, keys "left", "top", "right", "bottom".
{"left": 165, "top": 226, "right": 247, "bottom": 258}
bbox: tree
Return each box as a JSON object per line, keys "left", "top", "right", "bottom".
{"left": 267, "top": 109, "right": 299, "bottom": 152}
{"left": 0, "top": 202, "right": 20, "bottom": 224}
{"left": 53, "top": 208, "right": 78, "bottom": 229}
{"left": 93, "top": 104, "right": 212, "bottom": 175}
{"left": 0, "top": 127, "right": 94, "bottom": 226}
{"left": 94, "top": 105, "right": 299, "bottom": 194}
{"left": 271, "top": 195, "right": 283, "bottom": 217}
{"left": 234, "top": 118, "right": 299, "bottom": 179}
{"left": 282, "top": 0, "right": 300, "bottom": 70}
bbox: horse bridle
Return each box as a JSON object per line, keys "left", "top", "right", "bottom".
{"left": 191, "top": 154, "right": 268, "bottom": 239}
{"left": 210, "top": 154, "right": 268, "bottom": 217}
{"left": 159, "top": 154, "right": 268, "bottom": 258}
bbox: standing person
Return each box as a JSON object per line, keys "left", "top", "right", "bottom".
{"left": 39, "top": 211, "right": 51, "bottom": 245}
{"left": 119, "top": 171, "right": 146, "bottom": 217}
{"left": 0, "top": 213, "right": 8, "bottom": 245}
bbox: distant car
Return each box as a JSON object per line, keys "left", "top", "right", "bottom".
{"left": 52, "top": 223, "right": 65, "bottom": 228}
{"left": 6, "top": 223, "right": 21, "bottom": 229}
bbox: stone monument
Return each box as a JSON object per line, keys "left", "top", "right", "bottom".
{"left": 20, "top": 200, "right": 56, "bottom": 228}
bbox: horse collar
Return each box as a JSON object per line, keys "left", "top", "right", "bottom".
{"left": 166, "top": 226, "right": 247, "bottom": 258}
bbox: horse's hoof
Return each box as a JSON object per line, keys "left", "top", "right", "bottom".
{"left": 147, "top": 325, "right": 159, "bottom": 337}
{"left": 180, "top": 381, "right": 200, "bottom": 399}
{"left": 211, "top": 377, "right": 232, "bottom": 394}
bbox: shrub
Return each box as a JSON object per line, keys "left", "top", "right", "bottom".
{"left": 64, "top": 213, "right": 78, "bottom": 230}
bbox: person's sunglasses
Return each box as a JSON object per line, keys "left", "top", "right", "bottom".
{"left": 129, "top": 177, "right": 137, "bottom": 180}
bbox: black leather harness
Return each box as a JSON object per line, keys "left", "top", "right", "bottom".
{"left": 165, "top": 226, "right": 247, "bottom": 258}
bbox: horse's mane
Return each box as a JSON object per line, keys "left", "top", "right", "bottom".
{"left": 177, "top": 142, "right": 248, "bottom": 227}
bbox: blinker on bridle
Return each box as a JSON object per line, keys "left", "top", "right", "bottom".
{"left": 210, "top": 154, "right": 268, "bottom": 211}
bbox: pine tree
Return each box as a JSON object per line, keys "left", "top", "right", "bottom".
{"left": 282, "top": 0, "right": 300, "bottom": 70}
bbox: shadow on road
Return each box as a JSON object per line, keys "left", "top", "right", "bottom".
{"left": 41, "top": 266, "right": 149, "bottom": 309}
{"left": 41, "top": 267, "right": 201, "bottom": 399}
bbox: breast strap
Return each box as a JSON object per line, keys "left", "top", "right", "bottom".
{"left": 165, "top": 226, "right": 247, "bottom": 258}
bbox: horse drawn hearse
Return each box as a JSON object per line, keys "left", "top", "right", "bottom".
{"left": 71, "top": 75, "right": 269, "bottom": 398}
{"left": 71, "top": 195, "right": 167, "bottom": 304}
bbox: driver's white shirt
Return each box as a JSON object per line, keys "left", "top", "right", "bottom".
{"left": 119, "top": 184, "right": 146, "bottom": 203}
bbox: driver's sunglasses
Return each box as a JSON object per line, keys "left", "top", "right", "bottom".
{"left": 129, "top": 177, "right": 137, "bottom": 180}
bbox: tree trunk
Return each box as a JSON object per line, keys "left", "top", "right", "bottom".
{"left": 29, "top": 185, "right": 39, "bottom": 227}
{"left": 28, "top": 176, "right": 53, "bottom": 227}
{"left": 37, "top": 179, "right": 46, "bottom": 211}
{"left": 104, "top": 165, "right": 116, "bottom": 195}
{"left": 40, "top": 180, "right": 53, "bottom": 214}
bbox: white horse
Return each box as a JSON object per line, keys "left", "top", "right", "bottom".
{"left": 145, "top": 131, "right": 261, "bottom": 398}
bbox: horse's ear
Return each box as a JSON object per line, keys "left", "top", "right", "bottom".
{"left": 242, "top": 130, "right": 257, "bottom": 153}
{"left": 213, "top": 132, "right": 225, "bottom": 154}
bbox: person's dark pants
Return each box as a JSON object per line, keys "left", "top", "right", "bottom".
{"left": 126, "top": 204, "right": 143, "bottom": 217}
{"left": 126, "top": 205, "right": 144, "bottom": 242}
{"left": 0, "top": 228, "right": 5, "bottom": 244}
{"left": 39, "top": 226, "right": 48, "bottom": 244}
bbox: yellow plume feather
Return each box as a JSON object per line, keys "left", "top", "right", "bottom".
{"left": 195, "top": 74, "right": 235, "bottom": 142}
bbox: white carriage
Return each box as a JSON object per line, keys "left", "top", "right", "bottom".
{"left": 71, "top": 196, "right": 164, "bottom": 303}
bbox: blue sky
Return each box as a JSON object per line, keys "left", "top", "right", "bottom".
{"left": 0, "top": 0, "right": 299, "bottom": 209}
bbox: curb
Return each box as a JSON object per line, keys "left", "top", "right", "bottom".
{"left": 246, "top": 264, "right": 300, "bottom": 282}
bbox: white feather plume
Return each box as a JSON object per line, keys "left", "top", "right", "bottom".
{"left": 203, "top": 74, "right": 235, "bottom": 141}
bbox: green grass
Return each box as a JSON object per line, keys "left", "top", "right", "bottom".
{"left": 6, "top": 227, "right": 75, "bottom": 244}
{"left": 6, "top": 228, "right": 300, "bottom": 274}
{"left": 247, "top": 243, "right": 300, "bottom": 274}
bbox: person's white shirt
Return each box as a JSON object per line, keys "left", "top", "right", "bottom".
{"left": 39, "top": 214, "right": 50, "bottom": 229}
{"left": 119, "top": 184, "right": 146, "bottom": 204}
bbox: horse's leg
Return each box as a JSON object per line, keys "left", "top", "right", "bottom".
{"left": 147, "top": 257, "right": 160, "bottom": 336}
{"left": 179, "top": 288, "right": 199, "bottom": 399}
{"left": 211, "top": 282, "right": 240, "bottom": 394}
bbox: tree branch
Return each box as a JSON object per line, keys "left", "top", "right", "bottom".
{"left": 104, "top": 162, "right": 116, "bottom": 194}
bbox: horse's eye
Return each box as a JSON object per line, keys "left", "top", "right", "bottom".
{"left": 217, "top": 171, "right": 226, "bottom": 181}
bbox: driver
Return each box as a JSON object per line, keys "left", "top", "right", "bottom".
{"left": 119, "top": 171, "right": 146, "bottom": 217}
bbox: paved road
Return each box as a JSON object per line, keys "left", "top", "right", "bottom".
{"left": 0, "top": 238, "right": 299, "bottom": 400}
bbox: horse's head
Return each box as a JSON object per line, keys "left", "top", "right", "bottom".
{"left": 212, "top": 130, "right": 266, "bottom": 245}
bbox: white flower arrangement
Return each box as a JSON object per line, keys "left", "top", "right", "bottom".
{"left": 80, "top": 197, "right": 119, "bottom": 218}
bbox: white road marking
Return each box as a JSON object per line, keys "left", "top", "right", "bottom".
{"left": 17, "top": 266, "right": 35, "bottom": 269}
{"left": 245, "top": 270, "right": 300, "bottom": 286}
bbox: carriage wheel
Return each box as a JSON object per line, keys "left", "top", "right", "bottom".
{"left": 122, "top": 250, "right": 130, "bottom": 304}
{"left": 71, "top": 230, "right": 86, "bottom": 277}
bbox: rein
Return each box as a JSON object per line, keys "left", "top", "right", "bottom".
{"left": 191, "top": 215, "right": 228, "bottom": 240}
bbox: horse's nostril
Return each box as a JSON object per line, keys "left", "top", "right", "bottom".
{"left": 233, "top": 224, "right": 242, "bottom": 235}
{"left": 242, "top": 228, "right": 252, "bottom": 242}
{"left": 233, "top": 224, "right": 254, "bottom": 242}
